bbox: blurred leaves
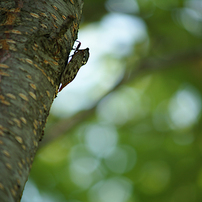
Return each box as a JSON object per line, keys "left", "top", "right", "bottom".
{"left": 23, "top": 0, "right": 202, "bottom": 202}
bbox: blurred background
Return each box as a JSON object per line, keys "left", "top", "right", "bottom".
{"left": 22, "top": 0, "right": 202, "bottom": 201}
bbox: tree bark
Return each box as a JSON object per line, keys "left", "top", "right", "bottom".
{"left": 0, "top": 0, "right": 84, "bottom": 201}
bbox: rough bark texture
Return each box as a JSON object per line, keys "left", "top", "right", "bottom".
{"left": 0, "top": 0, "right": 84, "bottom": 201}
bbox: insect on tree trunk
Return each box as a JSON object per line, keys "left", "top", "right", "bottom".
{"left": 0, "top": 0, "right": 84, "bottom": 201}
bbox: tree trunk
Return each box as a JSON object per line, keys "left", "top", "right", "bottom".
{"left": 0, "top": 0, "right": 84, "bottom": 201}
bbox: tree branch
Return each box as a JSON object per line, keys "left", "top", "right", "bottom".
{"left": 0, "top": 0, "right": 84, "bottom": 201}
{"left": 40, "top": 48, "right": 202, "bottom": 148}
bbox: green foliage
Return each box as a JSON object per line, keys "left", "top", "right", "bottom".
{"left": 25, "top": 0, "right": 202, "bottom": 201}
